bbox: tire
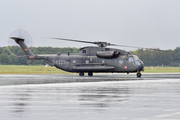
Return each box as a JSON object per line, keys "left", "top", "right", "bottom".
{"left": 88, "top": 72, "right": 93, "bottom": 76}
{"left": 79, "top": 72, "right": 84, "bottom": 76}
{"left": 137, "top": 73, "right": 141, "bottom": 78}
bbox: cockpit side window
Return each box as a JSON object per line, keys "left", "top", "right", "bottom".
{"left": 129, "top": 57, "right": 134, "bottom": 62}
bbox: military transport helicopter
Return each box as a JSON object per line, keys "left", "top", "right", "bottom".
{"left": 7, "top": 27, "right": 165, "bottom": 77}
{"left": 9, "top": 35, "right": 162, "bottom": 78}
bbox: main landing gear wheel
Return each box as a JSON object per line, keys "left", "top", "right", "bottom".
{"left": 79, "top": 72, "right": 84, "bottom": 76}
{"left": 88, "top": 72, "right": 93, "bottom": 76}
{"left": 137, "top": 73, "right": 142, "bottom": 78}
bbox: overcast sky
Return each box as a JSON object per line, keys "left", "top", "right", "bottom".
{"left": 1, "top": 0, "right": 180, "bottom": 51}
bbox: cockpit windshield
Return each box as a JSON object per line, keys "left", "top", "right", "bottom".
{"left": 128, "top": 55, "right": 140, "bottom": 62}
{"left": 133, "top": 55, "right": 139, "bottom": 61}
{"left": 129, "top": 57, "right": 134, "bottom": 62}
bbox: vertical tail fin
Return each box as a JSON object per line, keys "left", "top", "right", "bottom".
{"left": 10, "top": 37, "right": 35, "bottom": 58}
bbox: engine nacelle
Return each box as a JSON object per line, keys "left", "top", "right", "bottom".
{"left": 96, "top": 51, "right": 120, "bottom": 58}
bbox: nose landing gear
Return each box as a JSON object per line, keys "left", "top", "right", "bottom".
{"left": 137, "top": 72, "right": 142, "bottom": 78}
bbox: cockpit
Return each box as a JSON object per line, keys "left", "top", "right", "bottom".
{"left": 128, "top": 55, "right": 140, "bottom": 62}
{"left": 128, "top": 55, "right": 144, "bottom": 71}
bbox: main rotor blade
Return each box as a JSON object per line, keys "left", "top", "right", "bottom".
{"left": 37, "top": 36, "right": 95, "bottom": 44}
{"left": 110, "top": 43, "right": 165, "bottom": 51}
{"left": 37, "top": 36, "right": 165, "bottom": 51}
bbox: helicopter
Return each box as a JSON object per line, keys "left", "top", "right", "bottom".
{"left": 8, "top": 36, "right": 156, "bottom": 78}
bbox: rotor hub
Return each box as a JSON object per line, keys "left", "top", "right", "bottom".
{"left": 94, "top": 42, "right": 110, "bottom": 47}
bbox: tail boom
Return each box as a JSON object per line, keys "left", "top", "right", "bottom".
{"left": 10, "top": 37, "right": 56, "bottom": 66}
{"left": 10, "top": 37, "right": 34, "bottom": 59}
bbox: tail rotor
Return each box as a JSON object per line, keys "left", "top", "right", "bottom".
{"left": 6, "top": 27, "right": 35, "bottom": 57}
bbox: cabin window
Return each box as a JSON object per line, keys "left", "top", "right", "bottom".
{"left": 119, "top": 60, "right": 123, "bottom": 65}
{"left": 129, "top": 57, "right": 134, "bottom": 62}
{"left": 82, "top": 50, "right": 86, "bottom": 53}
{"left": 85, "top": 60, "right": 89, "bottom": 64}
{"left": 102, "top": 60, "right": 105, "bottom": 64}
{"left": 73, "top": 60, "right": 76, "bottom": 64}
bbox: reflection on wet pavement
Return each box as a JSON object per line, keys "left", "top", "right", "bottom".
{"left": 0, "top": 74, "right": 180, "bottom": 120}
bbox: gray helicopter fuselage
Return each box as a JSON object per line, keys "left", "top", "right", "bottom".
{"left": 10, "top": 37, "right": 144, "bottom": 77}
{"left": 41, "top": 46, "right": 144, "bottom": 73}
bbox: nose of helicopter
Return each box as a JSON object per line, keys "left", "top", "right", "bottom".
{"left": 135, "top": 60, "right": 144, "bottom": 71}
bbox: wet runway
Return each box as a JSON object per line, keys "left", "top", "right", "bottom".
{"left": 0, "top": 73, "right": 180, "bottom": 120}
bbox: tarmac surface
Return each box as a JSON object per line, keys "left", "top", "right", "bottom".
{"left": 0, "top": 73, "right": 180, "bottom": 120}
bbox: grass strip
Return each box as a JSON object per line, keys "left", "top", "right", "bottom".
{"left": 0, "top": 65, "right": 180, "bottom": 74}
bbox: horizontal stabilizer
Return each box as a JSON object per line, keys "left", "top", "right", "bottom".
{"left": 10, "top": 37, "right": 24, "bottom": 43}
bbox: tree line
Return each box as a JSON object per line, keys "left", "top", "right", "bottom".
{"left": 0, "top": 46, "right": 180, "bottom": 66}
{"left": 0, "top": 46, "right": 79, "bottom": 65}
{"left": 130, "top": 47, "right": 180, "bottom": 66}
